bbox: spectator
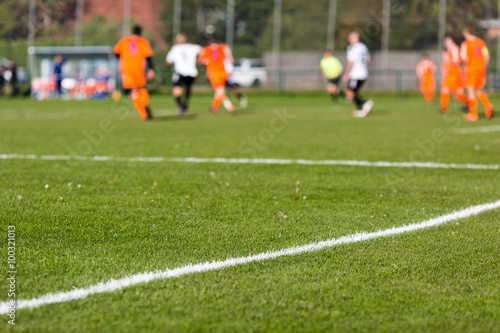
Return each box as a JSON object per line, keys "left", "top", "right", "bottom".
{"left": 8, "top": 61, "right": 18, "bottom": 97}
{"left": 52, "top": 55, "right": 66, "bottom": 97}
{"left": 0, "top": 65, "right": 5, "bottom": 97}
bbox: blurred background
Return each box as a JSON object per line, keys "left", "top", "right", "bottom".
{"left": 1, "top": 0, "right": 499, "bottom": 96}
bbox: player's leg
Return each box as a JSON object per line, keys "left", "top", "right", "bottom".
{"left": 419, "top": 82, "right": 427, "bottom": 101}
{"left": 172, "top": 74, "right": 185, "bottom": 113}
{"left": 182, "top": 76, "right": 195, "bottom": 110}
{"left": 454, "top": 76, "right": 467, "bottom": 105}
{"left": 455, "top": 87, "right": 467, "bottom": 106}
{"left": 226, "top": 81, "right": 247, "bottom": 108}
{"left": 56, "top": 80, "right": 63, "bottom": 97}
{"left": 464, "top": 84, "right": 478, "bottom": 121}
{"left": 453, "top": 72, "right": 468, "bottom": 112}
{"left": 477, "top": 89, "right": 493, "bottom": 119}
{"left": 349, "top": 80, "right": 365, "bottom": 110}
{"left": 211, "top": 86, "right": 226, "bottom": 111}
{"left": 423, "top": 81, "right": 434, "bottom": 103}
{"left": 210, "top": 73, "right": 233, "bottom": 112}
{"left": 440, "top": 85, "right": 451, "bottom": 113}
{"left": 327, "top": 78, "right": 340, "bottom": 104}
{"left": 350, "top": 80, "right": 372, "bottom": 117}
{"left": 475, "top": 73, "right": 493, "bottom": 118}
{"left": 131, "top": 88, "right": 152, "bottom": 120}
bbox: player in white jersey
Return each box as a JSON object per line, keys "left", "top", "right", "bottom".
{"left": 166, "top": 33, "right": 201, "bottom": 114}
{"left": 343, "top": 31, "right": 374, "bottom": 117}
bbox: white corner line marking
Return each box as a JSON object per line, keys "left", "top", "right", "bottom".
{"left": 1, "top": 153, "right": 499, "bottom": 170}
{"left": 1, "top": 200, "right": 499, "bottom": 314}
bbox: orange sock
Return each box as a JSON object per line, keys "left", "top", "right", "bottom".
{"left": 212, "top": 93, "right": 227, "bottom": 111}
{"left": 477, "top": 91, "right": 493, "bottom": 111}
{"left": 424, "top": 92, "right": 434, "bottom": 103}
{"left": 456, "top": 92, "right": 467, "bottom": 104}
{"left": 131, "top": 88, "right": 151, "bottom": 120}
{"left": 467, "top": 97, "right": 478, "bottom": 117}
{"left": 441, "top": 92, "right": 450, "bottom": 111}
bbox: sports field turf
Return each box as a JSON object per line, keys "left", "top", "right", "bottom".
{"left": 1, "top": 92, "right": 499, "bottom": 332}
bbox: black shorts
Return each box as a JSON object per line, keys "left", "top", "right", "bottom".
{"left": 348, "top": 79, "right": 366, "bottom": 93}
{"left": 328, "top": 76, "right": 341, "bottom": 85}
{"left": 173, "top": 74, "right": 196, "bottom": 87}
{"left": 225, "top": 79, "right": 238, "bottom": 89}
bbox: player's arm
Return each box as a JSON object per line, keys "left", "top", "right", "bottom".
{"left": 224, "top": 45, "right": 235, "bottom": 65}
{"left": 416, "top": 64, "right": 422, "bottom": 79}
{"left": 166, "top": 50, "right": 174, "bottom": 67}
{"left": 483, "top": 46, "right": 490, "bottom": 66}
{"left": 146, "top": 56, "right": 155, "bottom": 81}
{"left": 343, "top": 61, "right": 353, "bottom": 83}
{"left": 460, "top": 43, "right": 468, "bottom": 66}
{"left": 198, "top": 49, "right": 208, "bottom": 67}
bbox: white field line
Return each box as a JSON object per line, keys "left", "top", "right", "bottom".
{"left": 1, "top": 200, "right": 499, "bottom": 314}
{"left": 454, "top": 125, "right": 500, "bottom": 134}
{"left": 1, "top": 153, "right": 499, "bottom": 170}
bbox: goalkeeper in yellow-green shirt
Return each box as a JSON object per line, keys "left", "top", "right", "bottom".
{"left": 320, "top": 50, "right": 343, "bottom": 104}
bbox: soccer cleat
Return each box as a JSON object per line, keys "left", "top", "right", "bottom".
{"left": 177, "top": 104, "right": 188, "bottom": 115}
{"left": 440, "top": 107, "right": 448, "bottom": 114}
{"left": 362, "top": 100, "right": 374, "bottom": 116}
{"left": 223, "top": 99, "right": 235, "bottom": 112}
{"left": 239, "top": 95, "right": 248, "bottom": 108}
{"left": 145, "top": 106, "right": 153, "bottom": 120}
{"left": 463, "top": 113, "right": 478, "bottom": 122}
{"left": 486, "top": 108, "right": 494, "bottom": 119}
{"left": 210, "top": 106, "right": 218, "bottom": 113}
{"left": 353, "top": 110, "right": 366, "bottom": 118}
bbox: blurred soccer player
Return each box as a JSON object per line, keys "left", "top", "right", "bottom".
{"left": 320, "top": 50, "right": 343, "bottom": 104}
{"left": 199, "top": 37, "right": 235, "bottom": 112}
{"left": 461, "top": 24, "right": 494, "bottom": 121}
{"left": 225, "top": 61, "right": 247, "bottom": 108}
{"left": 416, "top": 53, "right": 436, "bottom": 103}
{"left": 166, "top": 33, "right": 201, "bottom": 114}
{"left": 344, "top": 31, "right": 373, "bottom": 117}
{"left": 114, "top": 25, "right": 155, "bottom": 120}
{"left": 441, "top": 37, "right": 467, "bottom": 113}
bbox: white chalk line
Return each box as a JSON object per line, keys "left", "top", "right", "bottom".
{"left": 0, "top": 153, "right": 499, "bottom": 170}
{"left": 1, "top": 199, "right": 499, "bottom": 314}
{"left": 454, "top": 125, "right": 500, "bottom": 134}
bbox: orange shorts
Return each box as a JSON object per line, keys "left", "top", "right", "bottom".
{"left": 464, "top": 69, "right": 486, "bottom": 89}
{"left": 443, "top": 72, "right": 464, "bottom": 92}
{"left": 208, "top": 71, "right": 229, "bottom": 89}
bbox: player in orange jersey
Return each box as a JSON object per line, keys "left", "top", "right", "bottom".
{"left": 441, "top": 36, "right": 467, "bottom": 113}
{"left": 114, "top": 25, "right": 155, "bottom": 120}
{"left": 199, "top": 37, "right": 235, "bottom": 112}
{"left": 461, "top": 24, "right": 494, "bottom": 121}
{"left": 416, "top": 53, "right": 436, "bottom": 103}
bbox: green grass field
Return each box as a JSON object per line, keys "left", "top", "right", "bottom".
{"left": 1, "top": 92, "right": 499, "bottom": 332}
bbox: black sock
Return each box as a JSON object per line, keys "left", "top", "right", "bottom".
{"left": 145, "top": 106, "right": 152, "bottom": 119}
{"left": 184, "top": 88, "right": 192, "bottom": 108}
{"left": 354, "top": 95, "right": 365, "bottom": 109}
{"left": 236, "top": 92, "right": 244, "bottom": 100}
{"left": 175, "top": 96, "right": 182, "bottom": 108}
